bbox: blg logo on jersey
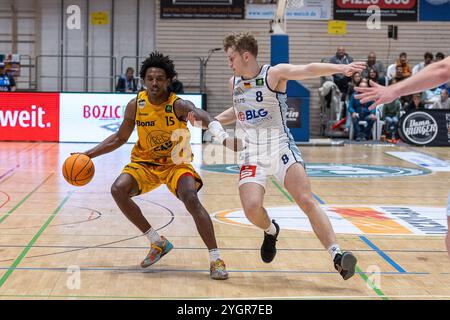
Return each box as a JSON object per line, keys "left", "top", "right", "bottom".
{"left": 238, "top": 109, "right": 269, "bottom": 123}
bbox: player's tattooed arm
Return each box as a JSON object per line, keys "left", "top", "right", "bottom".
{"left": 82, "top": 98, "right": 136, "bottom": 159}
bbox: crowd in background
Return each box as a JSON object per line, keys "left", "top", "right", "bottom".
{"left": 323, "top": 47, "right": 450, "bottom": 141}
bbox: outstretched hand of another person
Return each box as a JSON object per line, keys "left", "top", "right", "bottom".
{"left": 355, "top": 80, "right": 396, "bottom": 110}
{"left": 341, "top": 62, "right": 366, "bottom": 77}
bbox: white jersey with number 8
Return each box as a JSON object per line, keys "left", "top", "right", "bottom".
{"left": 232, "top": 64, "right": 304, "bottom": 188}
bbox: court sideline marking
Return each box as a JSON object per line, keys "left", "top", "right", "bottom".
{"left": 269, "top": 177, "right": 389, "bottom": 300}
{"left": 0, "top": 174, "right": 54, "bottom": 224}
{"left": 0, "top": 191, "right": 73, "bottom": 289}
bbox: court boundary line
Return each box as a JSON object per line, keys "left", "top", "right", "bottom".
{"left": 0, "top": 173, "right": 53, "bottom": 224}
{"left": 359, "top": 236, "right": 406, "bottom": 273}
{"left": 269, "top": 177, "right": 389, "bottom": 300}
{"left": 0, "top": 266, "right": 429, "bottom": 275}
{"left": 0, "top": 244, "right": 446, "bottom": 254}
{"left": 0, "top": 191, "right": 73, "bottom": 289}
{"left": 1, "top": 293, "right": 449, "bottom": 300}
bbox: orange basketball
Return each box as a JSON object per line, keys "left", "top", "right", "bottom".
{"left": 62, "top": 153, "right": 95, "bottom": 186}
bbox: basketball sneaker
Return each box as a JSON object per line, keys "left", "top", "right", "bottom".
{"left": 141, "top": 236, "right": 173, "bottom": 268}
{"left": 333, "top": 251, "right": 357, "bottom": 280}
{"left": 260, "top": 220, "right": 280, "bottom": 263}
{"left": 210, "top": 258, "right": 229, "bottom": 280}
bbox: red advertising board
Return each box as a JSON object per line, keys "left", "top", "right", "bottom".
{"left": 0, "top": 92, "right": 60, "bottom": 141}
{"left": 334, "top": 0, "right": 418, "bottom": 21}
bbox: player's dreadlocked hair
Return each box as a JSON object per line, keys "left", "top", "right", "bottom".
{"left": 139, "top": 51, "right": 176, "bottom": 80}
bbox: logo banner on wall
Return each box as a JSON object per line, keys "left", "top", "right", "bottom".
{"left": 0, "top": 92, "right": 204, "bottom": 143}
{"left": 160, "top": 0, "right": 245, "bottom": 19}
{"left": 59, "top": 93, "right": 204, "bottom": 144}
{"left": 246, "top": 0, "right": 331, "bottom": 20}
{"left": 419, "top": 0, "right": 450, "bottom": 21}
{"left": 0, "top": 92, "right": 60, "bottom": 141}
{"left": 333, "top": 0, "right": 418, "bottom": 21}
{"left": 398, "top": 110, "right": 450, "bottom": 146}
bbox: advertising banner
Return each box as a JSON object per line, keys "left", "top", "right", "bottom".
{"left": 398, "top": 110, "right": 450, "bottom": 146}
{"left": 0, "top": 92, "right": 60, "bottom": 141}
{"left": 333, "top": 0, "right": 418, "bottom": 21}
{"left": 419, "top": 0, "right": 450, "bottom": 21}
{"left": 160, "top": 0, "right": 245, "bottom": 19}
{"left": 246, "top": 0, "right": 331, "bottom": 20}
{"left": 1, "top": 92, "right": 204, "bottom": 143}
{"left": 59, "top": 93, "right": 204, "bottom": 144}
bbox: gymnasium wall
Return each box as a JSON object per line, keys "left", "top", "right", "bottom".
{"left": 0, "top": 0, "right": 156, "bottom": 92}
{"left": 154, "top": 0, "right": 450, "bottom": 136}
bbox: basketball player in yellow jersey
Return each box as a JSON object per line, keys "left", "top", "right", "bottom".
{"left": 75, "top": 51, "right": 237, "bottom": 280}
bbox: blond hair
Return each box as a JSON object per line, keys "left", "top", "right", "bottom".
{"left": 223, "top": 32, "right": 258, "bottom": 57}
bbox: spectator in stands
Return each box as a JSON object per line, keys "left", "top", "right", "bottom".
{"left": 116, "top": 67, "right": 138, "bottom": 93}
{"left": 0, "top": 62, "right": 16, "bottom": 92}
{"left": 392, "top": 65, "right": 406, "bottom": 84}
{"left": 436, "top": 52, "right": 445, "bottom": 61}
{"left": 382, "top": 98, "right": 401, "bottom": 140}
{"left": 348, "top": 80, "right": 376, "bottom": 141}
{"left": 330, "top": 46, "right": 354, "bottom": 96}
{"left": 396, "top": 52, "right": 412, "bottom": 78}
{"left": 388, "top": 72, "right": 409, "bottom": 109}
{"left": 367, "top": 68, "right": 385, "bottom": 86}
{"left": 344, "top": 74, "right": 363, "bottom": 133}
{"left": 362, "top": 52, "right": 385, "bottom": 82}
{"left": 412, "top": 52, "right": 434, "bottom": 75}
{"left": 405, "top": 93, "right": 426, "bottom": 112}
{"left": 433, "top": 89, "right": 450, "bottom": 109}
{"left": 345, "top": 72, "right": 362, "bottom": 100}
{"left": 169, "top": 74, "right": 184, "bottom": 94}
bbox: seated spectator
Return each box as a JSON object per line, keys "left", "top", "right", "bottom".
{"left": 382, "top": 98, "right": 401, "bottom": 140}
{"left": 169, "top": 74, "right": 184, "bottom": 94}
{"left": 367, "top": 68, "right": 385, "bottom": 86}
{"left": 436, "top": 52, "right": 445, "bottom": 61}
{"left": 396, "top": 52, "right": 412, "bottom": 78}
{"left": 0, "top": 62, "right": 16, "bottom": 92}
{"left": 433, "top": 90, "right": 450, "bottom": 109}
{"left": 405, "top": 93, "right": 426, "bottom": 112}
{"left": 116, "top": 67, "right": 138, "bottom": 93}
{"left": 348, "top": 80, "right": 376, "bottom": 141}
{"left": 345, "top": 72, "right": 362, "bottom": 100}
{"left": 330, "top": 46, "right": 353, "bottom": 96}
{"left": 361, "top": 52, "right": 386, "bottom": 82}
{"left": 422, "top": 87, "right": 441, "bottom": 108}
{"left": 392, "top": 65, "right": 407, "bottom": 84}
{"left": 344, "top": 74, "right": 362, "bottom": 133}
{"left": 412, "top": 52, "right": 434, "bottom": 75}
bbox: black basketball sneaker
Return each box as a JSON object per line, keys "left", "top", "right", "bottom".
{"left": 260, "top": 220, "right": 280, "bottom": 263}
{"left": 333, "top": 251, "right": 357, "bottom": 280}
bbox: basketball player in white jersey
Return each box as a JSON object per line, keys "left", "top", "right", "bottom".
{"left": 189, "top": 32, "right": 366, "bottom": 280}
{"left": 355, "top": 57, "right": 450, "bottom": 258}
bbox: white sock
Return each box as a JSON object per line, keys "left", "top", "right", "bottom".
{"left": 209, "top": 248, "right": 221, "bottom": 262}
{"left": 327, "top": 244, "right": 342, "bottom": 260}
{"left": 264, "top": 222, "right": 277, "bottom": 236}
{"left": 144, "top": 227, "right": 161, "bottom": 244}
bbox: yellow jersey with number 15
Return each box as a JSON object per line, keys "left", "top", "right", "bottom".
{"left": 131, "top": 91, "right": 192, "bottom": 165}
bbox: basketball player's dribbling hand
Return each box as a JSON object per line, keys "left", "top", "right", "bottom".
{"left": 354, "top": 80, "right": 397, "bottom": 111}
{"left": 341, "top": 62, "right": 366, "bottom": 77}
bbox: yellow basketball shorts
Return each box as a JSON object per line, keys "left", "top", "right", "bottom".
{"left": 122, "top": 162, "right": 203, "bottom": 197}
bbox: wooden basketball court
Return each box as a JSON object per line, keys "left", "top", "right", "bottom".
{"left": 0, "top": 141, "right": 449, "bottom": 300}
